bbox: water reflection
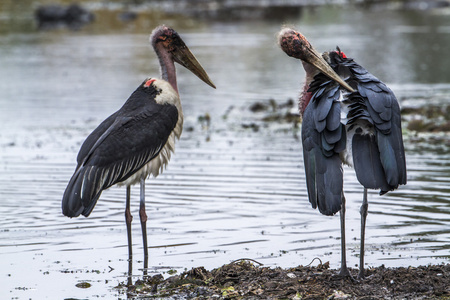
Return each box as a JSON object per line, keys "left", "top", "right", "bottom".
{"left": 0, "top": 2, "right": 449, "bottom": 299}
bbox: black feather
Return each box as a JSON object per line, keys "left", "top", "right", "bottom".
{"left": 302, "top": 91, "right": 343, "bottom": 216}
{"left": 352, "top": 134, "right": 390, "bottom": 191}
{"left": 62, "top": 80, "right": 179, "bottom": 217}
{"left": 301, "top": 50, "right": 407, "bottom": 216}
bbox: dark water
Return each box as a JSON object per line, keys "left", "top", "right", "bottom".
{"left": 1, "top": 3, "right": 449, "bottom": 299}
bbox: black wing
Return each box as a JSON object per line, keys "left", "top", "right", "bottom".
{"left": 62, "top": 83, "right": 179, "bottom": 217}
{"left": 331, "top": 52, "right": 407, "bottom": 194}
{"left": 302, "top": 51, "right": 407, "bottom": 215}
{"left": 302, "top": 78, "right": 346, "bottom": 216}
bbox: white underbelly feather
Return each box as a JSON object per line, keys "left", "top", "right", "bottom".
{"left": 340, "top": 128, "right": 355, "bottom": 168}
{"left": 337, "top": 90, "right": 374, "bottom": 168}
{"left": 337, "top": 91, "right": 353, "bottom": 167}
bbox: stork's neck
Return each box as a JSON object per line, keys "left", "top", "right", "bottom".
{"left": 154, "top": 43, "right": 179, "bottom": 94}
{"left": 300, "top": 84, "right": 312, "bottom": 116}
{"left": 302, "top": 61, "right": 320, "bottom": 86}
{"left": 299, "top": 61, "right": 320, "bottom": 116}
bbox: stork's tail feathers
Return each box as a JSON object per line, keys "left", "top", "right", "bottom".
{"left": 352, "top": 133, "right": 406, "bottom": 195}
{"left": 62, "top": 166, "right": 103, "bottom": 218}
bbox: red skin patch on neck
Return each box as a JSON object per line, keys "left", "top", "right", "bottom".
{"left": 144, "top": 79, "right": 156, "bottom": 87}
{"left": 339, "top": 51, "right": 347, "bottom": 58}
{"left": 300, "top": 91, "right": 313, "bottom": 116}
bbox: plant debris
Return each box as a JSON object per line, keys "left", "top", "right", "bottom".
{"left": 118, "top": 261, "right": 449, "bottom": 299}
{"left": 402, "top": 104, "right": 450, "bottom": 133}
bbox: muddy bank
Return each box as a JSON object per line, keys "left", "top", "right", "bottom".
{"left": 402, "top": 105, "right": 450, "bottom": 133}
{"left": 118, "top": 261, "right": 449, "bottom": 299}
{"left": 237, "top": 98, "right": 450, "bottom": 135}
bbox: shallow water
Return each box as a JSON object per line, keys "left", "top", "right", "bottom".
{"left": 1, "top": 3, "right": 449, "bottom": 299}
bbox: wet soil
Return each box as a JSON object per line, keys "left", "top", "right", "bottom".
{"left": 237, "top": 98, "right": 450, "bottom": 138}
{"left": 232, "top": 99, "right": 450, "bottom": 145}
{"left": 118, "top": 261, "right": 449, "bottom": 299}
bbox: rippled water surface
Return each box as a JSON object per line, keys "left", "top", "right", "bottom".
{"left": 1, "top": 3, "right": 449, "bottom": 299}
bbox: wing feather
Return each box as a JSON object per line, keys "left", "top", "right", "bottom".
{"left": 302, "top": 90, "right": 343, "bottom": 216}
{"left": 301, "top": 51, "right": 407, "bottom": 215}
{"left": 62, "top": 83, "right": 179, "bottom": 217}
{"left": 328, "top": 51, "right": 406, "bottom": 194}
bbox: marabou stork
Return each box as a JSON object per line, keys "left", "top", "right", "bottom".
{"left": 62, "top": 25, "right": 215, "bottom": 263}
{"left": 278, "top": 28, "right": 406, "bottom": 279}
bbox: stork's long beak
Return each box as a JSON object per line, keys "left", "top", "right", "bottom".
{"left": 172, "top": 45, "right": 216, "bottom": 89}
{"left": 302, "top": 44, "right": 354, "bottom": 93}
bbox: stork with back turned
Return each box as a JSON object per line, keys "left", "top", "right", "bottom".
{"left": 278, "top": 28, "right": 406, "bottom": 279}
{"left": 62, "top": 26, "right": 215, "bottom": 268}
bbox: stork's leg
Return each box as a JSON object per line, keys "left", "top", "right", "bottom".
{"left": 338, "top": 192, "right": 352, "bottom": 278}
{"left": 125, "top": 186, "right": 133, "bottom": 258}
{"left": 125, "top": 186, "right": 133, "bottom": 286}
{"left": 358, "top": 188, "right": 369, "bottom": 279}
{"left": 127, "top": 257, "right": 133, "bottom": 287}
{"left": 139, "top": 178, "right": 149, "bottom": 276}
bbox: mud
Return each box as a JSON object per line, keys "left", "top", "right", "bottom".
{"left": 244, "top": 98, "right": 450, "bottom": 135}
{"left": 402, "top": 104, "right": 450, "bottom": 133}
{"left": 118, "top": 261, "right": 449, "bottom": 299}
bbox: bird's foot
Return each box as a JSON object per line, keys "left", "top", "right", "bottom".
{"left": 357, "top": 269, "right": 374, "bottom": 281}
{"left": 337, "top": 267, "right": 355, "bottom": 282}
{"left": 357, "top": 271, "right": 365, "bottom": 280}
